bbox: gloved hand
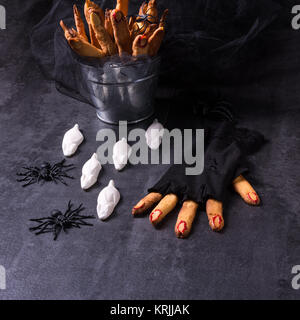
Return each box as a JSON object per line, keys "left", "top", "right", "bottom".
{"left": 131, "top": 112, "right": 264, "bottom": 239}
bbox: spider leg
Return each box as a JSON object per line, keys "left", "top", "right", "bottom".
{"left": 63, "top": 164, "right": 76, "bottom": 169}
{"left": 34, "top": 222, "right": 53, "bottom": 235}
{"left": 22, "top": 178, "right": 38, "bottom": 187}
{"left": 70, "top": 223, "right": 81, "bottom": 228}
{"left": 65, "top": 201, "right": 73, "bottom": 215}
{"left": 60, "top": 173, "right": 74, "bottom": 179}
{"left": 52, "top": 160, "right": 67, "bottom": 171}
{"left": 55, "top": 176, "right": 68, "bottom": 186}
{"left": 53, "top": 225, "right": 62, "bottom": 240}
{"left": 74, "top": 220, "right": 94, "bottom": 226}
{"left": 63, "top": 202, "right": 74, "bottom": 218}
{"left": 57, "top": 159, "right": 66, "bottom": 166}
{"left": 66, "top": 205, "right": 84, "bottom": 218}
{"left": 16, "top": 172, "right": 31, "bottom": 177}
{"left": 17, "top": 176, "right": 30, "bottom": 182}
{"left": 34, "top": 229, "right": 53, "bottom": 234}
{"left": 72, "top": 216, "right": 95, "bottom": 222}
{"left": 30, "top": 217, "right": 55, "bottom": 223}
{"left": 37, "top": 175, "right": 42, "bottom": 184}
{"left": 29, "top": 221, "right": 51, "bottom": 231}
{"left": 49, "top": 173, "right": 56, "bottom": 181}
{"left": 50, "top": 175, "right": 59, "bottom": 184}
{"left": 22, "top": 166, "right": 35, "bottom": 171}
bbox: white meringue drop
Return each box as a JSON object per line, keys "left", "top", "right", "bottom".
{"left": 62, "top": 124, "right": 84, "bottom": 157}
{"left": 112, "top": 137, "right": 132, "bottom": 171}
{"left": 97, "top": 180, "right": 120, "bottom": 220}
{"left": 145, "top": 119, "right": 164, "bottom": 150}
{"left": 80, "top": 153, "right": 102, "bottom": 190}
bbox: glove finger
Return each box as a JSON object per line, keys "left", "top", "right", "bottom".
{"left": 132, "top": 192, "right": 162, "bottom": 216}
{"left": 175, "top": 200, "right": 198, "bottom": 239}
{"left": 206, "top": 199, "right": 224, "bottom": 232}
{"left": 149, "top": 194, "right": 178, "bottom": 226}
{"left": 232, "top": 175, "right": 260, "bottom": 206}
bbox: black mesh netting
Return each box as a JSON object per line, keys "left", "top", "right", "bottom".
{"left": 30, "top": 0, "right": 281, "bottom": 104}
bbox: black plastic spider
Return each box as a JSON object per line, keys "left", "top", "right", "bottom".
{"left": 29, "top": 201, "right": 95, "bottom": 240}
{"left": 134, "top": 13, "right": 158, "bottom": 35}
{"left": 17, "top": 159, "right": 75, "bottom": 187}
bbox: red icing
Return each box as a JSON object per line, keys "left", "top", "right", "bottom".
{"left": 212, "top": 215, "right": 223, "bottom": 228}
{"left": 247, "top": 192, "right": 258, "bottom": 204}
{"left": 177, "top": 220, "right": 187, "bottom": 234}
{"left": 112, "top": 10, "right": 121, "bottom": 22}
{"left": 150, "top": 209, "right": 162, "bottom": 222}
{"left": 138, "top": 35, "right": 148, "bottom": 48}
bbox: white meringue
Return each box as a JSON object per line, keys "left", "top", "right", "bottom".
{"left": 62, "top": 124, "right": 84, "bottom": 157}
{"left": 145, "top": 119, "right": 164, "bottom": 150}
{"left": 112, "top": 137, "right": 132, "bottom": 171}
{"left": 80, "top": 153, "right": 102, "bottom": 190}
{"left": 97, "top": 180, "right": 120, "bottom": 220}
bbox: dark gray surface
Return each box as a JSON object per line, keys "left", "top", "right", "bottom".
{"left": 0, "top": 1, "right": 299, "bottom": 300}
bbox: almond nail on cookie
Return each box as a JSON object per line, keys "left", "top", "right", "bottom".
{"left": 84, "top": 0, "right": 104, "bottom": 49}
{"left": 132, "top": 34, "right": 149, "bottom": 57}
{"left": 175, "top": 200, "right": 198, "bottom": 239}
{"left": 233, "top": 175, "right": 261, "bottom": 206}
{"left": 206, "top": 199, "right": 224, "bottom": 232}
{"left": 132, "top": 192, "right": 163, "bottom": 215}
{"left": 73, "top": 4, "right": 88, "bottom": 42}
{"left": 90, "top": 12, "right": 117, "bottom": 56}
{"left": 111, "top": 9, "right": 132, "bottom": 55}
{"left": 149, "top": 194, "right": 178, "bottom": 226}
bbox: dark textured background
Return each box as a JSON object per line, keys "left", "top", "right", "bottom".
{"left": 0, "top": 0, "right": 299, "bottom": 300}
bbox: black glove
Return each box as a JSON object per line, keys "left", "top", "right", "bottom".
{"left": 132, "top": 112, "right": 264, "bottom": 238}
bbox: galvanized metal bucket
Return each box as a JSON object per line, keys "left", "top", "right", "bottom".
{"left": 78, "top": 57, "right": 160, "bottom": 124}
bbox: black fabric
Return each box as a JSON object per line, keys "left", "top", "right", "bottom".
{"left": 30, "top": 0, "right": 281, "bottom": 102}
{"left": 149, "top": 119, "right": 264, "bottom": 205}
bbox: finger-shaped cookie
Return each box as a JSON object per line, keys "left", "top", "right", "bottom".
{"left": 175, "top": 200, "right": 198, "bottom": 239}
{"left": 159, "top": 9, "right": 169, "bottom": 28}
{"left": 138, "top": 1, "right": 148, "bottom": 15}
{"left": 60, "top": 20, "right": 73, "bottom": 40}
{"left": 73, "top": 4, "right": 88, "bottom": 42}
{"left": 132, "top": 192, "right": 162, "bottom": 215}
{"left": 90, "top": 12, "right": 117, "bottom": 56}
{"left": 133, "top": 2, "right": 148, "bottom": 35}
{"left": 84, "top": 0, "right": 105, "bottom": 24}
{"left": 111, "top": 9, "right": 132, "bottom": 55}
{"left": 206, "top": 199, "right": 224, "bottom": 231}
{"left": 84, "top": 0, "right": 104, "bottom": 48}
{"left": 233, "top": 175, "right": 260, "bottom": 206}
{"left": 149, "top": 194, "right": 178, "bottom": 226}
{"left": 132, "top": 34, "right": 149, "bottom": 57}
{"left": 146, "top": 0, "right": 158, "bottom": 24}
{"left": 105, "top": 9, "right": 114, "bottom": 40}
{"left": 144, "top": 23, "right": 157, "bottom": 38}
{"left": 116, "top": 0, "right": 129, "bottom": 17}
{"left": 69, "top": 37, "right": 105, "bottom": 58}
{"left": 60, "top": 20, "right": 104, "bottom": 58}
{"left": 148, "top": 27, "right": 164, "bottom": 56}
{"left": 128, "top": 16, "right": 136, "bottom": 32}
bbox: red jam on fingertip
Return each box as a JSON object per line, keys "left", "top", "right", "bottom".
{"left": 150, "top": 209, "right": 162, "bottom": 222}
{"left": 177, "top": 220, "right": 187, "bottom": 235}
{"left": 212, "top": 215, "right": 223, "bottom": 228}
